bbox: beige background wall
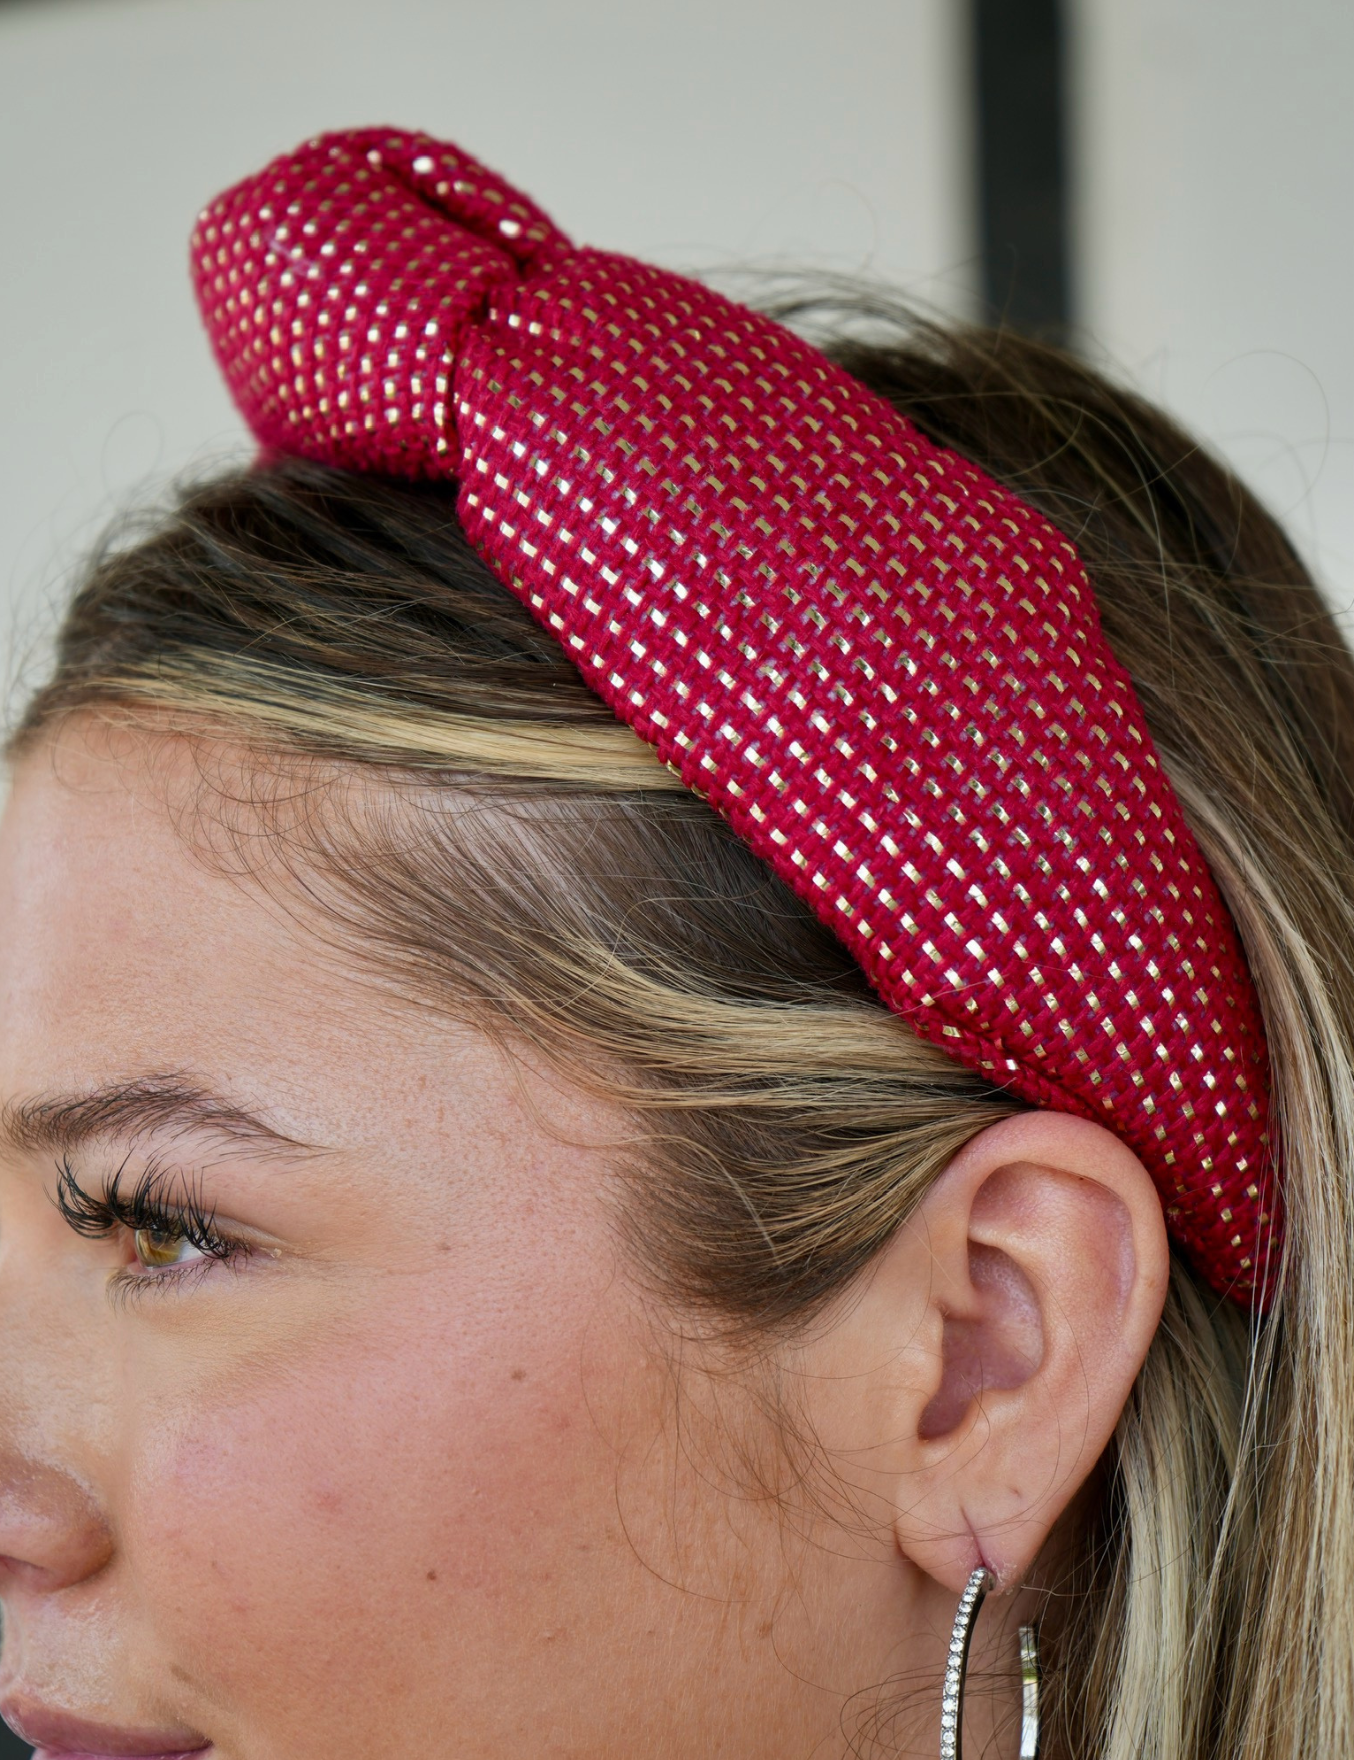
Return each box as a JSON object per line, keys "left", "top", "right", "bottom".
{"left": 0, "top": 0, "right": 966, "bottom": 703}
{"left": 1074, "top": 0, "right": 1354, "bottom": 615}
{"left": 1, "top": 0, "right": 1352, "bottom": 708}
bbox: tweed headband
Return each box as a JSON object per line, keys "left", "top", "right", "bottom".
{"left": 191, "top": 127, "right": 1278, "bottom": 1304}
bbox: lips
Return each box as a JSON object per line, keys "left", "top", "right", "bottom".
{"left": 30, "top": 1751, "right": 208, "bottom": 1760}
{"left": 0, "top": 1700, "right": 209, "bottom": 1758}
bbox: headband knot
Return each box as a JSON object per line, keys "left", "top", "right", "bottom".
{"left": 193, "top": 128, "right": 569, "bottom": 477}
{"left": 192, "top": 127, "right": 1280, "bottom": 1303}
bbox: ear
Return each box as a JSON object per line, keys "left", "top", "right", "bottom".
{"left": 827, "top": 1112, "right": 1170, "bottom": 1594}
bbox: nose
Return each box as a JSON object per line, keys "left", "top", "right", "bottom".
{"left": 0, "top": 1450, "right": 113, "bottom": 1593}
{"left": 0, "top": 1174, "right": 118, "bottom": 1602}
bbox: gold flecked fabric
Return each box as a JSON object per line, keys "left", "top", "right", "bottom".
{"left": 192, "top": 128, "right": 1279, "bottom": 1303}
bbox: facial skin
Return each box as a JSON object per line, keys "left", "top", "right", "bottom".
{"left": 0, "top": 719, "right": 1170, "bottom": 1760}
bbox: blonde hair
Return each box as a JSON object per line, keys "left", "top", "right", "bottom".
{"left": 16, "top": 306, "right": 1354, "bottom": 1756}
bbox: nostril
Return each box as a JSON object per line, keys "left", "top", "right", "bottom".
{"left": 0, "top": 1465, "right": 114, "bottom": 1594}
{"left": 0, "top": 1550, "right": 81, "bottom": 1594}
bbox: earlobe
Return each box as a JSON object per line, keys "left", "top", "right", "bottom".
{"left": 888, "top": 1112, "right": 1170, "bottom": 1593}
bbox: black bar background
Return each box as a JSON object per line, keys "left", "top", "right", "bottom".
{"left": 0, "top": 1714, "right": 30, "bottom": 1757}
{"left": 972, "top": 0, "right": 1073, "bottom": 340}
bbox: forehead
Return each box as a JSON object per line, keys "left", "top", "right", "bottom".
{"left": 0, "top": 722, "right": 369, "bottom": 1130}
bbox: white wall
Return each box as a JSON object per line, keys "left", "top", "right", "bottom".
{"left": 0, "top": 0, "right": 967, "bottom": 705}
{"left": 1075, "top": 0, "right": 1354, "bottom": 615}
{"left": 4, "top": 0, "right": 1353, "bottom": 704}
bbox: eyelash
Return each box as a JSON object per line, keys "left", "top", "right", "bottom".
{"left": 55, "top": 1154, "right": 246, "bottom": 1291}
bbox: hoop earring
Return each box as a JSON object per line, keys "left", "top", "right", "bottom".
{"left": 939, "top": 1566, "right": 1041, "bottom": 1760}
{"left": 1019, "top": 1622, "right": 1041, "bottom": 1759}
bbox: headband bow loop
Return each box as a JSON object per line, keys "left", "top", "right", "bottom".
{"left": 194, "top": 128, "right": 568, "bottom": 478}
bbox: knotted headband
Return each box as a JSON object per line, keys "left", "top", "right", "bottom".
{"left": 191, "top": 127, "right": 1279, "bottom": 1303}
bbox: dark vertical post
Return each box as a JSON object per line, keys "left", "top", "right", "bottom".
{"left": 972, "top": 0, "right": 1073, "bottom": 341}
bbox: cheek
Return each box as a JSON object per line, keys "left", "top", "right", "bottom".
{"left": 121, "top": 1272, "right": 656, "bottom": 1751}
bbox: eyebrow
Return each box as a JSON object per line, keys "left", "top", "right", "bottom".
{"left": 0, "top": 1076, "right": 314, "bottom": 1161}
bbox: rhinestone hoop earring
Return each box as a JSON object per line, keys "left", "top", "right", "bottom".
{"left": 939, "top": 1566, "right": 1041, "bottom": 1760}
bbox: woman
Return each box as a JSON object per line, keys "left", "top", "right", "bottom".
{"left": 0, "top": 127, "right": 1350, "bottom": 1760}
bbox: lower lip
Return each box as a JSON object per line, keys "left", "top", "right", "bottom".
{"left": 32, "top": 1752, "right": 210, "bottom": 1760}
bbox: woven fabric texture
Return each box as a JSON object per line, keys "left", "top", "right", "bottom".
{"left": 192, "top": 127, "right": 1278, "bottom": 1303}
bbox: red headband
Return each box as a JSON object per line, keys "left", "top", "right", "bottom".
{"left": 191, "top": 127, "right": 1279, "bottom": 1304}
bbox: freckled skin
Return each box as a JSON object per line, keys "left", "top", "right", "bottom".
{"left": 0, "top": 724, "right": 952, "bottom": 1760}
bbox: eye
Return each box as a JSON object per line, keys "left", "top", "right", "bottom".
{"left": 132, "top": 1225, "right": 206, "bottom": 1271}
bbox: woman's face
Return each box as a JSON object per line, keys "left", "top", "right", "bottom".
{"left": 0, "top": 724, "right": 939, "bottom": 1760}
